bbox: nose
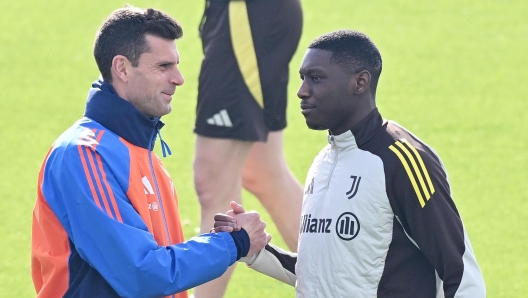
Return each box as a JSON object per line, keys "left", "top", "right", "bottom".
{"left": 171, "top": 67, "right": 185, "bottom": 86}
{"left": 297, "top": 80, "right": 309, "bottom": 99}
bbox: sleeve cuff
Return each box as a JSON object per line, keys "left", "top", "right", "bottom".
{"left": 229, "top": 228, "right": 250, "bottom": 261}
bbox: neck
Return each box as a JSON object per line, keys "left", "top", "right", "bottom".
{"left": 330, "top": 97, "right": 376, "bottom": 135}
{"left": 110, "top": 81, "right": 129, "bottom": 102}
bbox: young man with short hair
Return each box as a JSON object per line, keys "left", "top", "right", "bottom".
{"left": 216, "top": 30, "right": 486, "bottom": 297}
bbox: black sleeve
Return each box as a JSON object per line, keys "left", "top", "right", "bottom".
{"left": 387, "top": 138, "right": 483, "bottom": 297}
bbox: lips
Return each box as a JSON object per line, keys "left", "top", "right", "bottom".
{"left": 161, "top": 91, "right": 175, "bottom": 100}
{"left": 300, "top": 102, "right": 315, "bottom": 115}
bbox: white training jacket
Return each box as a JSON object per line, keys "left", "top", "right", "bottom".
{"left": 241, "top": 109, "right": 485, "bottom": 298}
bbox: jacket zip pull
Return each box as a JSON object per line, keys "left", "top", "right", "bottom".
{"left": 157, "top": 130, "right": 172, "bottom": 157}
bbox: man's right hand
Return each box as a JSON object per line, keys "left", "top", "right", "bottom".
{"left": 213, "top": 201, "right": 271, "bottom": 257}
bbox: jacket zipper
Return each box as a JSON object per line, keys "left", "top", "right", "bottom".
{"left": 149, "top": 124, "right": 176, "bottom": 298}
{"left": 325, "top": 136, "right": 339, "bottom": 189}
{"left": 147, "top": 127, "right": 172, "bottom": 245}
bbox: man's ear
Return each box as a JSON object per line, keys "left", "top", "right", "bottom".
{"left": 111, "top": 55, "right": 130, "bottom": 83}
{"left": 352, "top": 70, "right": 371, "bottom": 95}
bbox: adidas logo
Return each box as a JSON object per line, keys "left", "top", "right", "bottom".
{"left": 142, "top": 176, "right": 154, "bottom": 195}
{"left": 207, "top": 109, "right": 233, "bottom": 127}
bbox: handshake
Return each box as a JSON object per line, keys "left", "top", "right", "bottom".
{"left": 212, "top": 201, "right": 272, "bottom": 258}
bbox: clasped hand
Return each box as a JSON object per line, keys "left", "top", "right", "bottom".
{"left": 212, "top": 201, "right": 271, "bottom": 257}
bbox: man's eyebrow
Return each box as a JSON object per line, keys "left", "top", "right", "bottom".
{"left": 157, "top": 60, "right": 177, "bottom": 66}
{"left": 299, "top": 66, "right": 324, "bottom": 74}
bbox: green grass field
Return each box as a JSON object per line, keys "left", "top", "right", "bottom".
{"left": 1, "top": 0, "right": 527, "bottom": 297}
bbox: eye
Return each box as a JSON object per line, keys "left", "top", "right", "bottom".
{"left": 311, "top": 76, "right": 321, "bottom": 82}
{"left": 299, "top": 74, "right": 305, "bottom": 81}
{"left": 159, "top": 63, "right": 174, "bottom": 71}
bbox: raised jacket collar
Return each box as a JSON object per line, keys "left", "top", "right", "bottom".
{"left": 84, "top": 79, "right": 164, "bottom": 150}
{"left": 328, "top": 108, "right": 386, "bottom": 149}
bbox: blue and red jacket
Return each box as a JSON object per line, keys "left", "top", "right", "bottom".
{"left": 32, "top": 80, "right": 245, "bottom": 298}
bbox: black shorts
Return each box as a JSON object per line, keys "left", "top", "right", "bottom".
{"left": 194, "top": 0, "right": 303, "bottom": 142}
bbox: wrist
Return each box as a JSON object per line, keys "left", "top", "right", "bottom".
{"left": 229, "top": 228, "right": 250, "bottom": 260}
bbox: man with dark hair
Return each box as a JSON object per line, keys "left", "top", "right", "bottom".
{"left": 31, "top": 6, "right": 270, "bottom": 298}
{"left": 93, "top": 6, "right": 184, "bottom": 83}
{"left": 215, "top": 30, "right": 486, "bottom": 297}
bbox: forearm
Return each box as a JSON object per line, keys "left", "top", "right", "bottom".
{"left": 240, "top": 244, "right": 297, "bottom": 286}
{"left": 68, "top": 211, "right": 238, "bottom": 296}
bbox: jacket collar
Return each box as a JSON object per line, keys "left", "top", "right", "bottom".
{"left": 84, "top": 79, "right": 164, "bottom": 150}
{"left": 328, "top": 108, "right": 385, "bottom": 149}
{"left": 350, "top": 108, "right": 385, "bottom": 147}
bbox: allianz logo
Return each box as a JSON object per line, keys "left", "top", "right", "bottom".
{"left": 300, "top": 214, "right": 331, "bottom": 234}
{"left": 300, "top": 212, "right": 361, "bottom": 241}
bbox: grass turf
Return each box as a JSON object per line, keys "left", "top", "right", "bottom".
{"left": 0, "top": 0, "right": 526, "bottom": 296}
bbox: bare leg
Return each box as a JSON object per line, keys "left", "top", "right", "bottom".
{"left": 242, "top": 131, "right": 303, "bottom": 252}
{"left": 192, "top": 136, "right": 253, "bottom": 298}
{"left": 192, "top": 132, "right": 303, "bottom": 297}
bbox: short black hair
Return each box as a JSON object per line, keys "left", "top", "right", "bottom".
{"left": 93, "top": 5, "right": 183, "bottom": 83}
{"left": 309, "top": 30, "right": 382, "bottom": 92}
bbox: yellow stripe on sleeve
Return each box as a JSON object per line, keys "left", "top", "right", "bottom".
{"left": 228, "top": 1, "right": 264, "bottom": 108}
{"left": 395, "top": 141, "right": 431, "bottom": 200}
{"left": 389, "top": 145, "right": 426, "bottom": 207}
{"left": 401, "top": 139, "right": 435, "bottom": 195}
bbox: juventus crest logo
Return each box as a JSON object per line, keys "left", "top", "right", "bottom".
{"left": 346, "top": 175, "right": 361, "bottom": 199}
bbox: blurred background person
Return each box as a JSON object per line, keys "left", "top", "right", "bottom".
{"left": 192, "top": 0, "right": 304, "bottom": 297}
